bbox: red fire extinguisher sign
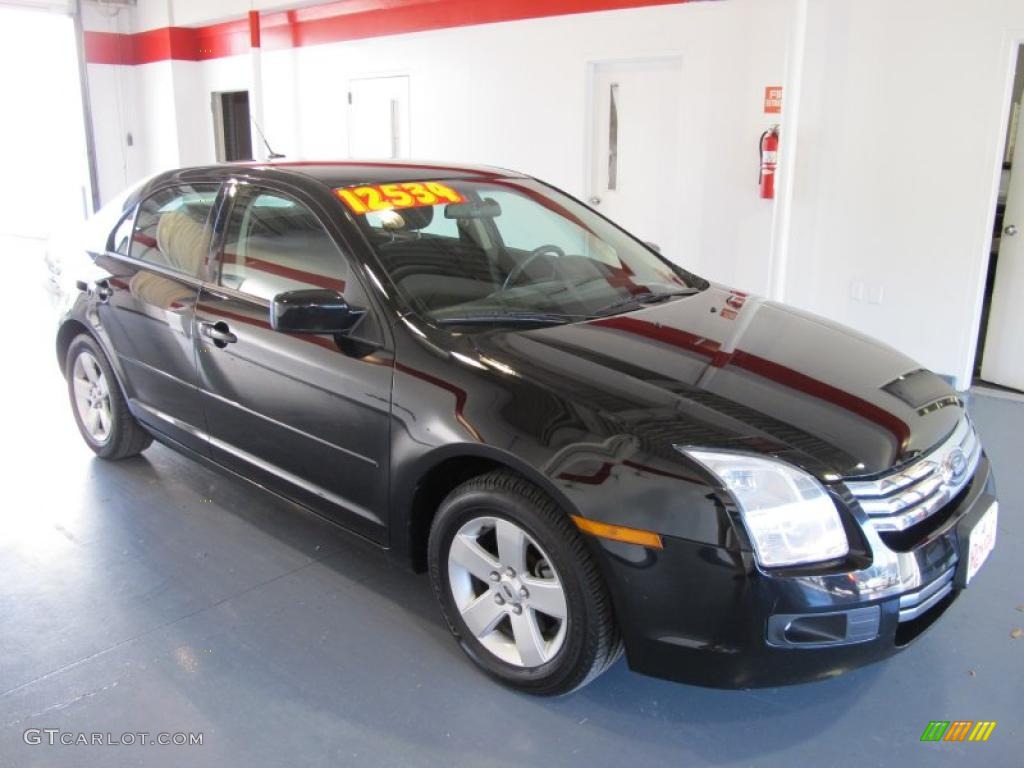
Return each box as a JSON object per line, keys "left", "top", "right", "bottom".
{"left": 759, "top": 126, "right": 780, "bottom": 200}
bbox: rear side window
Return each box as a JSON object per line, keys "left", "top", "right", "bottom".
{"left": 219, "top": 188, "right": 359, "bottom": 304}
{"left": 130, "top": 184, "right": 220, "bottom": 278}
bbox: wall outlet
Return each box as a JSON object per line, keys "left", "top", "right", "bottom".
{"left": 866, "top": 284, "right": 885, "bottom": 305}
{"left": 850, "top": 280, "right": 865, "bottom": 301}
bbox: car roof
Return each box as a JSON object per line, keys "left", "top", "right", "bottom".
{"left": 151, "top": 160, "right": 528, "bottom": 192}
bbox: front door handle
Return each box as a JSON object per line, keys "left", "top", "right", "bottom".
{"left": 199, "top": 321, "right": 238, "bottom": 347}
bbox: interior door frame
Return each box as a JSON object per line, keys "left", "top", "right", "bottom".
{"left": 581, "top": 54, "right": 684, "bottom": 207}
{"left": 967, "top": 33, "right": 1024, "bottom": 389}
{"left": 345, "top": 71, "right": 412, "bottom": 159}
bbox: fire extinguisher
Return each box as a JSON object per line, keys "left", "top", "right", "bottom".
{"left": 759, "top": 125, "right": 780, "bottom": 199}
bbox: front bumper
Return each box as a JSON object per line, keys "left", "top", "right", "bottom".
{"left": 596, "top": 454, "right": 996, "bottom": 688}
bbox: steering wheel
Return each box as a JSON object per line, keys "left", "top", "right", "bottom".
{"left": 500, "top": 244, "right": 566, "bottom": 291}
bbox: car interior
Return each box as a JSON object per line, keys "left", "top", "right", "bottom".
{"left": 358, "top": 197, "right": 662, "bottom": 320}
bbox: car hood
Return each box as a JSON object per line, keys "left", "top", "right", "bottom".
{"left": 466, "top": 285, "right": 963, "bottom": 480}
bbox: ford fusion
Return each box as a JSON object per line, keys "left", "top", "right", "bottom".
{"left": 54, "top": 162, "right": 998, "bottom": 695}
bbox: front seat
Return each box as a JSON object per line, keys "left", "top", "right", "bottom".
{"left": 377, "top": 206, "right": 496, "bottom": 311}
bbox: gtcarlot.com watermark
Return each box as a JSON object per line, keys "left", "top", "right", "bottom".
{"left": 23, "top": 729, "right": 203, "bottom": 747}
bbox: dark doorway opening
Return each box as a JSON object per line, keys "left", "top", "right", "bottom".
{"left": 213, "top": 91, "right": 253, "bottom": 162}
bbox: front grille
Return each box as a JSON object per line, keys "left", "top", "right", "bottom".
{"left": 897, "top": 567, "right": 955, "bottom": 622}
{"left": 894, "top": 567, "right": 957, "bottom": 646}
{"left": 844, "top": 417, "right": 980, "bottom": 534}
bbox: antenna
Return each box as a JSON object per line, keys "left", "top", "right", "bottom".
{"left": 250, "top": 117, "right": 285, "bottom": 160}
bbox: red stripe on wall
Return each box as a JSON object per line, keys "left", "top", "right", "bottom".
{"left": 195, "top": 19, "right": 252, "bottom": 60}
{"left": 83, "top": 22, "right": 251, "bottom": 64}
{"left": 83, "top": 31, "right": 132, "bottom": 66}
{"left": 84, "top": 0, "right": 699, "bottom": 65}
{"left": 249, "top": 10, "right": 261, "bottom": 49}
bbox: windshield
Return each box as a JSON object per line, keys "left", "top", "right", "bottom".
{"left": 340, "top": 178, "right": 706, "bottom": 325}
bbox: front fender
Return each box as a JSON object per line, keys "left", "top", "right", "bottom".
{"left": 388, "top": 325, "right": 735, "bottom": 561}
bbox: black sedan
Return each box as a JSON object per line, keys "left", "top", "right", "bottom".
{"left": 53, "top": 161, "right": 998, "bottom": 694}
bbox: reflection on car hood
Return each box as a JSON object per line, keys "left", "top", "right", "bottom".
{"left": 468, "top": 285, "right": 963, "bottom": 479}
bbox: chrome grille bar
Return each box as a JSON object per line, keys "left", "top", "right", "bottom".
{"left": 845, "top": 417, "right": 980, "bottom": 533}
{"left": 898, "top": 567, "right": 955, "bottom": 622}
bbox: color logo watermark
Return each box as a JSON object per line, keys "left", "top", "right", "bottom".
{"left": 920, "top": 721, "right": 996, "bottom": 742}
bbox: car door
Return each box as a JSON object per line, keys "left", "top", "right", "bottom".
{"left": 91, "top": 182, "right": 222, "bottom": 453}
{"left": 194, "top": 181, "right": 393, "bottom": 542}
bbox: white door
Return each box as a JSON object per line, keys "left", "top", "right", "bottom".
{"left": 588, "top": 58, "right": 683, "bottom": 262}
{"left": 981, "top": 104, "right": 1024, "bottom": 390}
{"left": 347, "top": 75, "right": 410, "bottom": 160}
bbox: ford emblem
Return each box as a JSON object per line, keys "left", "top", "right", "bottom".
{"left": 942, "top": 448, "right": 968, "bottom": 484}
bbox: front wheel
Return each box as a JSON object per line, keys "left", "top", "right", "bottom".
{"left": 428, "top": 470, "right": 622, "bottom": 695}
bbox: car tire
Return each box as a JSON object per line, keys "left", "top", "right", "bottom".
{"left": 428, "top": 469, "right": 622, "bottom": 695}
{"left": 65, "top": 334, "right": 153, "bottom": 460}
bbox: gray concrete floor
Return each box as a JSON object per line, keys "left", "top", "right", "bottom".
{"left": 1, "top": 235, "right": 1021, "bottom": 767}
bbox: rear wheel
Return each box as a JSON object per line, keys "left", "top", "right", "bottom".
{"left": 65, "top": 334, "right": 152, "bottom": 459}
{"left": 428, "top": 470, "right": 622, "bottom": 695}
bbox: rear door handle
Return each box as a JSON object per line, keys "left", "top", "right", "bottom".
{"left": 199, "top": 321, "right": 238, "bottom": 347}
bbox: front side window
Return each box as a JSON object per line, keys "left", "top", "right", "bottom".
{"left": 130, "top": 184, "right": 219, "bottom": 278}
{"left": 220, "top": 188, "right": 357, "bottom": 305}
{"left": 344, "top": 178, "right": 704, "bottom": 326}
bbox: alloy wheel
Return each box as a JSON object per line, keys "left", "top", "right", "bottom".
{"left": 72, "top": 350, "right": 112, "bottom": 444}
{"left": 447, "top": 515, "right": 568, "bottom": 667}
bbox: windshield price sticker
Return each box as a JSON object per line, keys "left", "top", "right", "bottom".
{"left": 336, "top": 182, "right": 465, "bottom": 214}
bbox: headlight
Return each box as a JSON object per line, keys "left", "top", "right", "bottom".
{"left": 683, "top": 449, "right": 849, "bottom": 568}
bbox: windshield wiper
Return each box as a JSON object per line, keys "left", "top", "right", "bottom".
{"left": 593, "top": 288, "right": 700, "bottom": 317}
{"left": 435, "top": 310, "right": 587, "bottom": 326}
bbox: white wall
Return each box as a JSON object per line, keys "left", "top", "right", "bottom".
{"left": 786, "top": 0, "right": 1024, "bottom": 388}
{"left": 86, "top": 0, "right": 791, "bottom": 295}
{"left": 83, "top": 2, "right": 139, "bottom": 204}
{"left": 81, "top": 0, "right": 1024, "bottom": 388}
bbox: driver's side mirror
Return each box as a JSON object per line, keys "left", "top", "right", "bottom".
{"left": 271, "top": 289, "right": 363, "bottom": 334}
